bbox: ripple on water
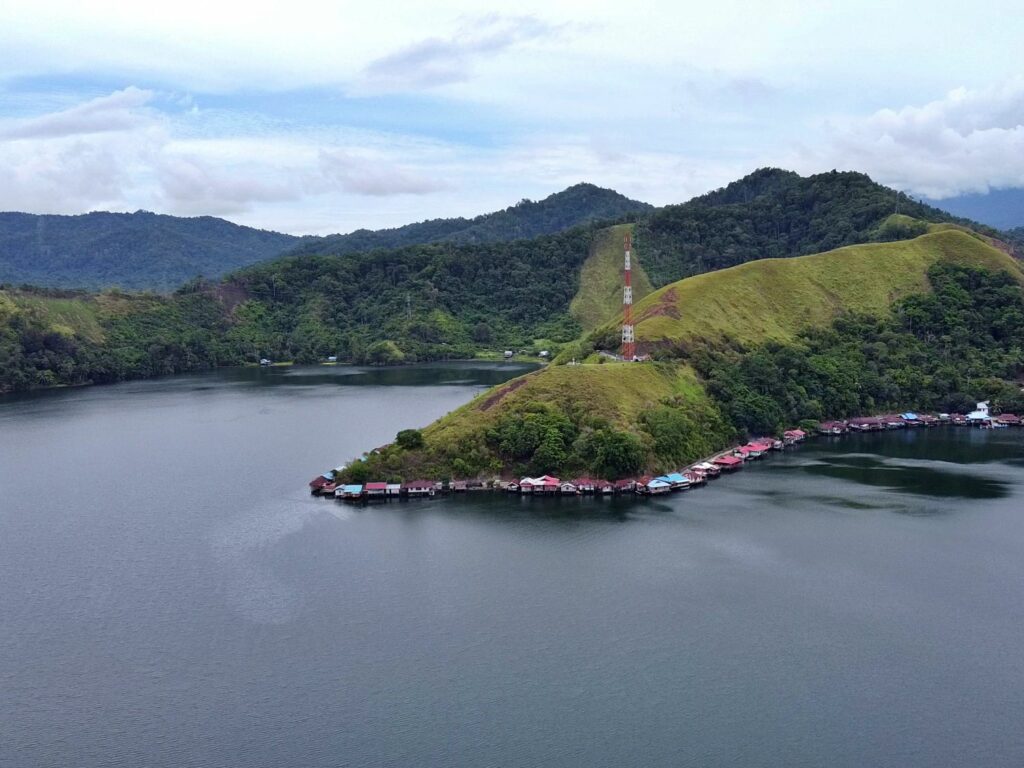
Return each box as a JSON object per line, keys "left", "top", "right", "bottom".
{"left": 207, "top": 495, "right": 351, "bottom": 624}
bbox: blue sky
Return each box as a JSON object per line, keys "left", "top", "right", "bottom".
{"left": 1, "top": 0, "right": 1022, "bottom": 234}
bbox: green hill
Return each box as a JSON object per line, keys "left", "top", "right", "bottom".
{"left": 0, "top": 285, "right": 236, "bottom": 393}
{"left": 590, "top": 228, "right": 1023, "bottom": 353}
{"left": 345, "top": 361, "right": 732, "bottom": 481}
{"left": 1, "top": 169, "right": 1003, "bottom": 398}
{"left": 341, "top": 227, "right": 1024, "bottom": 482}
{"left": 633, "top": 168, "right": 991, "bottom": 287}
{"left": 0, "top": 184, "right": 652, "bottom": 292}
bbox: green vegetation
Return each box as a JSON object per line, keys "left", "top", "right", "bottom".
{"left": 633, "top": 168, "right": 990, "bottom": 288}
{"left": 569, "top": 223, "right": 654, "bottom": 331}
{"left": 0, "top": 184, "right": 650, "bottom": 292}
{"left": 0, "top": 285, "right": 239, "bottom": 393}
{"left": 339, "top": 363, "right": 733, "bottom": 481}
{"left": 227, "top": 227, "right": 593, "bottom": 364}
{"left": 1006, "top": 227, "right": 1024, "bottom": 256}
{"left": 696, "top": 264, "right": 1024, "bottom": 433}
{"left": 0, "top": 169, "right": 994, "bottom": 398}
{"left": 340, "top": 233, "right": 1024, "bottom": 482}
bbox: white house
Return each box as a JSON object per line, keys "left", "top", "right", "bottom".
{"left": 967, "top": 401, "right": 991, "bottom": 422}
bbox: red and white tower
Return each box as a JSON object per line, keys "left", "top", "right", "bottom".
{"left": 621, "top": 231, "right": 636, "bottom": 360}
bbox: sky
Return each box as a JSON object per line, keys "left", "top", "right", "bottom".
{"left": 1, "top": 0, "right": 1022, "bottom": 235}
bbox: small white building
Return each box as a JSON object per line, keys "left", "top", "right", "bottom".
{"left": 967, "top": 401, "right": 991, "bottom": 422}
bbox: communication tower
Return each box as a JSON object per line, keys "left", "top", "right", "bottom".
{"left": 622, "top": 231, "right": 636, "bottom": 360}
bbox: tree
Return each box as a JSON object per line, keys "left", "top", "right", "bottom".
{"left": 396, "top": 429, "right": 424, "bottom": 450}
{"left": 578, "top": 428, "right": 644, "bottom": 479}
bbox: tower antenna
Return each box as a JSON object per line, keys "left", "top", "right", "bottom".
{"left": 622, "top": 231, "right": 636, "bottom": 361}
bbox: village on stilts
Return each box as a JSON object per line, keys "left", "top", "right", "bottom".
{"left": 309, "top": 401, "right": 1019, "bottom": 504}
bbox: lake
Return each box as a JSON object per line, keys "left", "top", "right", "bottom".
{"left": 2, "top": 363, "right": 1023, "bottom": 767}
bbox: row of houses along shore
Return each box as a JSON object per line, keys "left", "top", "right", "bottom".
{"left": 309, "top": 402, "right": 1020, "bottom": 503}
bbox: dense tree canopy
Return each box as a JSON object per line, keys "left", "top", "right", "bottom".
{"left": 0, "top": 212, "right": 299, "bottom": 291}
{"left": 695, "top": 264, "right": 1024, "bottom": 435}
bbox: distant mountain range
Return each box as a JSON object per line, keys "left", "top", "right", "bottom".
{"left": 923, "top": 188, "right": 1024, "bottom": 230}
{"left": 282, "top": 183, "right": 654, "bottom": 259}
{"left": 0, "top": 211, "right": 301, "bottom": 291}
{"left": 0, "top": 184, "right": 653, "bottom": 291}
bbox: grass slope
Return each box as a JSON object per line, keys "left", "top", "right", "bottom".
{"left": 350, "top": 361, "right": 730, "bottom": 479}
{"left": 428, "top": 363, "right": 700, "bottom": 443}
{"left": 569, "top": 224, "right": 654, "bottom": 331}
{"left": 599, "top": 229, "right": 1023, "bottom": 351}
{"left": 1, "top": 290, "right": 106, "bottom": 343}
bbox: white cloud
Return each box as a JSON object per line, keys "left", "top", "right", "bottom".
{"left": 155, "top": 156, "right": 302, "bottom": 217}
{"left": 0, "top": 86, "right": 154, "bottom": 139}
{"left": 795, "top": 80, "right": 1024, "bottom": 198}
{"left": 0, "top": 88, "right": 455, "bottom": 225}
{"left": 360, "top": 14, "right": 564, "bottom": 92}
{"left": 317, "top": 149, "right": 447, "bottom": 196}
{"left": 2, "top": 3, "right": 1024, "bottom": 232}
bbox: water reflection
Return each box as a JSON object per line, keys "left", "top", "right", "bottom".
{"left": 804, "top": 459, "right": 1009, "bottom": 499}
{"left": 231, "top": 361, "right": 539, "bottom": 388}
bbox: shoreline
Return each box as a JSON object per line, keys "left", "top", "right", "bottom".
{"left": 314, "top": 411, "right": 1019, "bottom": 503}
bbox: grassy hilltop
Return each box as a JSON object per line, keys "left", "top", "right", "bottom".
{"left": 590, "top": 228, "right": 1023, "bottom": 354}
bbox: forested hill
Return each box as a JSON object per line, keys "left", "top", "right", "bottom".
{"left": 283, "top": 183, "right": 653, "bottom": 258}
{"left": 635, "top": 168, "right": 990, "bottom": 286}
{"left": 0, "top": 211, "right": 301, "bottom": 291}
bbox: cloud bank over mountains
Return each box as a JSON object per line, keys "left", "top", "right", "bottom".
{"left": 1, "top": 1, "right": 1022, "bottom": 233}
{"left": 801, "top": 80, "right": 1024, "bottom": 200}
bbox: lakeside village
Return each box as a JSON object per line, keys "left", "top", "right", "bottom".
{"left": 309, "top": 401, "right": 1019, "bottom": 503}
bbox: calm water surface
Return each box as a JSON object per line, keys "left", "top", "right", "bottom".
{"left": 2, "top": 363, "right": 1023, "bottom": 767}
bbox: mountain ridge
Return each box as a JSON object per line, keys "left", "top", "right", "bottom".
{"left": 0, "top": 210, "right": 301, "bottom": 291}
{"left": 923, "top": 188, "right": 1024, "bottom": 230}
{"left": 282, "top": 183, "right": 654, "bottom": 258}
{"left": 0, "top": 183, "right": 653, "bottom": 291}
